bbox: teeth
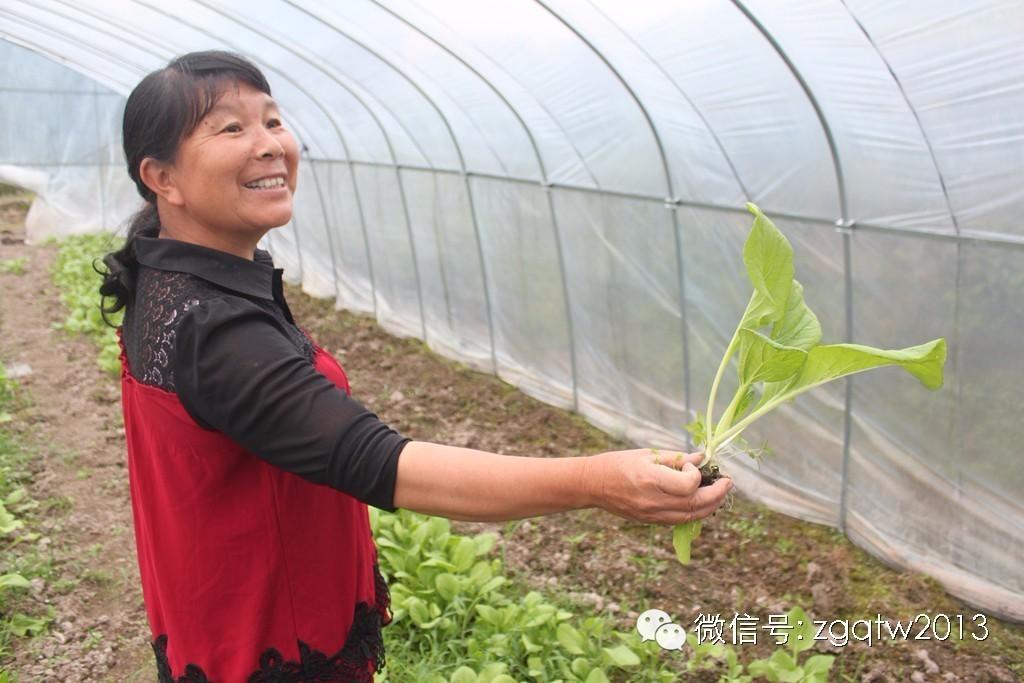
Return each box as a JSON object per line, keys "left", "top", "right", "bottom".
{"left": 244, "top": 177, "right": 285, "bottom": 189}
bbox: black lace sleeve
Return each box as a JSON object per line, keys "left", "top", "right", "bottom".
{"left": 173, "top": 296, "right": 409, "bottom": 512}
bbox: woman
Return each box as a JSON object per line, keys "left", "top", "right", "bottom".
{"left": 99, "top": 51, "right": 732, "bottom": 682}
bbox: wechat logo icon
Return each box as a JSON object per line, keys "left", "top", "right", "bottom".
{"left": 636, "top": 608, "right": 686, "bottom": 651}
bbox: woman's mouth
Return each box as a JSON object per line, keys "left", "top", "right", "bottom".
{"left": 243, "top": 176, "right": 287, "bottom": 191}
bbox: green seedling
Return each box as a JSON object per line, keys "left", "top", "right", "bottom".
{"left": 671, "top": 203, "right": 947, "bottom": 564}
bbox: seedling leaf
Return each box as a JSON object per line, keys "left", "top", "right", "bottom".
{"left": 737, "top": 329, "right": 807, "bottom": 385}
{"left": 672, "top": 520, "right": 702, "bottom": 565}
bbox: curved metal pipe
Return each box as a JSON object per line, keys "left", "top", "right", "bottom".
{"left": 286, "top": 0, "right": 504, "bottom": 368}
{"left": 730, "top": 0, "right": 856, "bottom": 527}
{"left": 840, "top": 0, "right": 966, "bottom": 524}
{"left": 583, "top": 0, "right": 753, "bottom": 202}
{"left": 535, "top": 0, "right": 692, "bottom": 444}
{"left": 371, "top": 0, "right": 579, "bottom": 407}
{"left": 730, "top": 0, "right": 847, "bottom": 221}
{"left": 402, "top": 0, "right": 601, "bottom": 190}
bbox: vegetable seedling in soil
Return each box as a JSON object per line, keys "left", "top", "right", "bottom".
{"left": 670, "top": 203, "right": 947, "bottom": 564}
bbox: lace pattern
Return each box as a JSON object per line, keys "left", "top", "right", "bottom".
{"left": 123, "top": 265, "right": 316, "bottom": 393}
{"left": 152, "top": 563, "right": 393, "bottom": 683}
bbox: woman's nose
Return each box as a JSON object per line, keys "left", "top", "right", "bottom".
{"left": 255, "top": 128, "right": 284, "bottom": 159}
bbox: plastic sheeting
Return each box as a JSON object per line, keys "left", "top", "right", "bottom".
{"left": 0, "top": 0, "right": 1021, "bottom": 622}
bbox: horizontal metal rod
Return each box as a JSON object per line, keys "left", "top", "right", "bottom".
{"left": 330, "top": 159, "right": 1024, "bottom": 250}
{"left": 5, "top": 154, "right": 1020, "bottom": 250}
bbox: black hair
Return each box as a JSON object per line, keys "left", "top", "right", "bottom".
{"left": 96, "top": 50, "right": 272, "bottom": 327}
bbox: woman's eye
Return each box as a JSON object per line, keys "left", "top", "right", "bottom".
{"left": 267, "top": 118, "right": 282, "bottom": 128}
{"left": 222, "top": 123, "right": 242, "bottom": 133}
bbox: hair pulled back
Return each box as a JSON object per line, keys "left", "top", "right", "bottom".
{"left": 97, "top": 51, "right": 271, "bottom": 327}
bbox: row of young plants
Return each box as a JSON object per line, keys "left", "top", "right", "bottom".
{"left": 370, "top": 507, "right": 671, "bottom": 683}
{"left": 48, "top": 232, "right": 124, "bottom": 375}
{"left": 370, "top": 507, "right": 834, "bottom": 682}
{"left": 0, "top": 361, "right": 55, "bottom": 679}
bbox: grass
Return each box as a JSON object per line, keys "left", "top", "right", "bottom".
{"left": 0, "top": 362, "right": 57, "bottom": 670}
{"left": 0, "top": 259, "right": 27, "bottom": 276}
{"left": 50, "top": 232, "right": 124, "bottom": 376}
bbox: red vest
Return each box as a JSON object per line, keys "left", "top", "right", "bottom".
{"left": 116, "top": 326, "right": 390, "bottom": 681}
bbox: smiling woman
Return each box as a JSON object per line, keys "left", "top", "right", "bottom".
{"left": 137, "top": 78, "right": 298, "bottom": 258}
{"left": 94, "top": 50, "right": 730, "bottom": 683}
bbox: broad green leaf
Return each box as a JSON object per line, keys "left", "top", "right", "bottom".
{"left": 789, "top": 338, "right": 946, "bottom": 393}
{"left": 0, "top": 501, "right": 22, "bottom": 535}
{"left": 777, "top": 669, "right": 805, "bottom": 683}
{"left": 469, "top": 560, "right": 493, "bottom": 585}
{"left": 9, "top": 613, "right": 48, "bottom": 637}
{"left": 475, "top": 604, "right": 499, "bottom": 625}
{"left": 768, "top": 649, "right": 796, "bottom": 670}
{"left": 585, "top": 669, "right": 611, "bottom": 683}
{"left": 452, "top": 537, "right": 477, "bottom": 572}
{"left": 449, "top": 666, "right": 478, "bottom": 683}
{"left": 557, "top": 622, "right": 586, "bottom": 655}
{"left": 435, "top": 573, "right": 459, "bottom": 602}
{"left": 770, "top": 280, "right": 822, "bottom": 351}
{"left": 406, "top": 597, "right": 430, "bottom": 625}
{"left": 602, "top": 644, "right": 641, "bottom": 667}
{"left": 521, "top": 633, "right": 542, "bottom": 653}
{"left": 473, "top": 533, "right": 497, "bottom": 556}
{"left": 411, "top": 520, "right": 431, "bottom": 546}
{"left": 786, "top": 606, "right": 815, "bottom": 654}
{"left": 0, "top": 573, "right": 30, "bottom": 591}
{"left": 741, "top": 203, "right": 794, "bottom": 329}
{"left": 672, "top": 520, "right": 702, "bottom": 565}
{"left": 684, "top": 412, "right": 707, "bottom": 447}
{"left": 737, "top": 328, "right": 808, "bottom": 385}
{"left": 745, "top": 660, "right": 777, "bottom": 682}
{"left": 527, "top": 655, "right": 545, "bottom": 677}
{"left": 3, "top": 487, "right": 26, "bottom": 507}
{"left": 571, "top": 658, "right": 590, "bottom": 676}
{"left": 479, "top": 576, "right": 506, "bottom": 594}
{"left": 804, "top": 654, "right": 836, "bottom": 676}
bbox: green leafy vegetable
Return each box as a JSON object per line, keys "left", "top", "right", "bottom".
{"left": 672, "top": 520, "right": 701, "bottom": 565}
{"left": 674, "top": 203, "right": 947, "bottom": 563}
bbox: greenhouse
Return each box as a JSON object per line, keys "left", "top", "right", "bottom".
{"left": 0, "top": 1, "right": 1021, "bottom": 680}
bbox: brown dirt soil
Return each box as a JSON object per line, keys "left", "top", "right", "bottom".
{"left": 0, "top": 190, "right": 1020, "bottom": 682}
{"left": 1, "top": 200, "right": 153, "bottom": 682}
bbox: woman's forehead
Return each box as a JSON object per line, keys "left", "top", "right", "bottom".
{"left": 206, "top": 82, "right": 277, "bottom": 116}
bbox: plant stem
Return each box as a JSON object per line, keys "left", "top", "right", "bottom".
{"left": 708, "top": 378, "right": 830, "bottom": 453}
{"left": 715, "top": 379, "right": 751, "bottom": 437}
{"left": 703, "top": 291, "right": 756, "bottom": 465}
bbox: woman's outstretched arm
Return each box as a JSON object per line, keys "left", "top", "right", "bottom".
{"left": 393, "top": 442, "right": 732, "bottom": 523}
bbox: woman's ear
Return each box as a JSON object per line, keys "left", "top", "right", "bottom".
{"left": 139, "top": 157, "right": 185, "bottom": 207}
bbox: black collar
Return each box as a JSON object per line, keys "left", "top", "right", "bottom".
{"left": 135, "top": 235, "right": 280, "bottom": 301}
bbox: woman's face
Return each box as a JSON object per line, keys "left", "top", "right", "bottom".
{"left": 166, "top": 80, "right": 299, "bottom": 236}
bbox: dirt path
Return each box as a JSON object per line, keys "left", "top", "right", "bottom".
{"left": 0, "top": 204, "right": 153, "bottom": 682}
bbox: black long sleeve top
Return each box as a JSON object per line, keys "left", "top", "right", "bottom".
{"left": 120, "top": 234, "right": 408, "bottom": 511}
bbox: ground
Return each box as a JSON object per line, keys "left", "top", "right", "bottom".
{"left": 0, "top": 197, "right": 1020, "bottom": 682}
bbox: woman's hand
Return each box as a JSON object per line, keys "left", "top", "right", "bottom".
{"left": 583, "top": 449, "right": 732, "bottom": 524}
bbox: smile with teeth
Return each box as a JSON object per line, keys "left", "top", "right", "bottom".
{"left": 244, "top": 176, "right": 286, "bottom": 190}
